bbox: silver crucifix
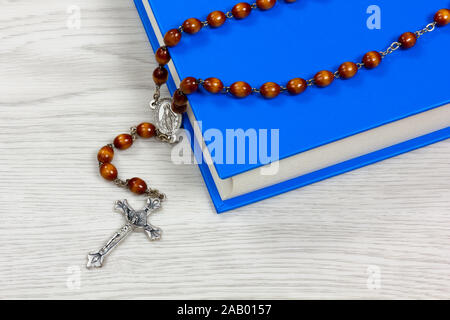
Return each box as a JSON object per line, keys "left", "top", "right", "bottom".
{"left": 87, "top": 198, "right": 162, "bottom": 268}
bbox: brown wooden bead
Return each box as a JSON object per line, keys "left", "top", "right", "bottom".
{"left": 180, "top": 77, "right": 198, "bottom": 94}
{"left": 362, "top": 51, "right": 382, "bottom": 69}
{"left": 256, "top": 0, "right": 277, "bottom": 10}
{"left": 100, "top": 163, "right": 118, "bottom": 181}
{"left": 97, "top": 145, "right": 114, "bottom": 163}
{"left": 164, "top": 29, "right": 182, "bottom": 47}
{"left": 183, "top": 18, "right": 203, "bottom": 34}
{"left": 203, "top": 78, "right": 224, "bottom": 94}
{"left": 338, "top": 62, "right": 358, "bottom": 79}
{"left": 434, "top": 9, "right": 450, "bottom": 26}
{"left": 260, "top": 82, "right": 281, "bottom": 99}
{"left": 398, "top": 32, "right": 417, "bottom": 49}
{"left": 137, "top": 123, "right": 156, "bottom": 139}
{"left": 314, "top": 70, "right": 334, "bottom": 87}
{"left": 173, "top": 89, "right": 188, "bottom": 106}
{"left": 230, "top": 81, "right": 252, "bottom": 98}
{"left": 285, "top": 0, "right": 297, "bottom": 2}
{"left": 286, "top": 78, "right": 307, "bottom": 95}
{"left": 232, "top": 2, "right": 252, "bottom": 19}
{"left": 114, "top": 134, "right": 133, "bottom": 150}
{"left": 155, "top": 47, "right": 171, "bottom": 65}
{"left": 207, "top": 11, "right": 227, "bottom": 28}
{"left": 172, "top": 102, "right": 187, "bottom": 114}
{"left": 127, "top": 177, "right": 147, "bottom": 195}
{"left": 153, "top": 67, "right": 168, "bottom": 85}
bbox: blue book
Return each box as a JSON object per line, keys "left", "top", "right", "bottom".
{"left": 135, "top": 0, "right": 450, "bottom": 213}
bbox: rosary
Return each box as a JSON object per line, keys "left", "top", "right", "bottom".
{"left": 86, "top": 1, "right": 449, "bottom": 268}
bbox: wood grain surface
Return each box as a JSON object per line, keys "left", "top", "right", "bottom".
{"left": 0, "top": 0, "right": 449, "bottom": 300}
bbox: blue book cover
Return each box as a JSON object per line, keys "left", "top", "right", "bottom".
{"left": 135, "top": 0, "right": 450, "bottom": 212}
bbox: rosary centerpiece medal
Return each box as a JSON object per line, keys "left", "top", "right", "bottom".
{"left": 150, "top": 96, "right": 183, "bottom": 144}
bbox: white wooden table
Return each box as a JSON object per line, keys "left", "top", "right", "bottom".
{"left": 0, "top": 0, "right": 449, "bottom": 300}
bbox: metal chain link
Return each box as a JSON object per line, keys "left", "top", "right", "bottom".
{"left": 153, "top": 85, "right": 161, "bottom": 102}
{"left": 155, "top": 129, "right": 179, "bottom": 144}
{"left": 129, "top": 126, "right": 137, "bottom": 141}
{"left": 114, "top": 178, "right": 129, "bottom": 188}
{"left": 380, "top": 41, "right": 401, "bottom": 58}
{"left": 415, "top": 21, "right": 436, "bottom": 38}
{"left": 145, "top": 188, "right": 167, "bottom": 201}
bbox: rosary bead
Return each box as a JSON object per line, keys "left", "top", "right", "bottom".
{"left": 114, "top": 134, "right": 133, "bottom": 150}
{"left": 155, "top": 47, "right": 171, "bottom": 65}
{"left": 256, "top": 0, "right": 277, "bottom": 10}
{"left": 232, "top": 3, "right": 252, "bottom": 19}
{"left": 137, "top": 123, "right": 156, "bottom": 139}
{"left": 128, "top": 177, "right": 148, "bottom": 195}
{"left": 97, "top": 145, "right": 114, "bottom": 163}
{"left": 164, "top": 29, "right": 182, "bottom": 47}
{"left": 172, "top": 102, "right": 187, "bottom": 114}
{"left": 173, "top": 89, "right": 188, "bottom": 106}
{"left": 180, "top": 77, "right": 199, "bottom": 94}
{"left": 286, "top": 78, "right": 307, "bottom": 95}
{"left": 230, "top": 81, "right": 252, "bottom": 98}
{"left": 260, "top": 82, "right": 281, "bottom": 99}
{"left": 183, "top": 18, "right": 203, "bottom": 34}
{"left": 362, "top": 51, "right": 382, "bottom": 69}
{"left": 207, "top": 11, "right": 227, "bottom": 28}
{"left": 398, "top": 32, "right": 417, "bottom": 49}
{"left": 314, "top": 70, "right": 334, "bottom": 87}
{"left": 203, "top": 77, "right": 224, "bottom": 94}
{"left": 338, "top": 62, "right": 358, "bottom": 79}
{"left": 153, "top": 67, "right": 169, "bottom": 85}
{"left": 434, "top": 9, "right": 450, "bottom": 26}
{"left": 100, "top": 163, "right": 118, "bottom": 181}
